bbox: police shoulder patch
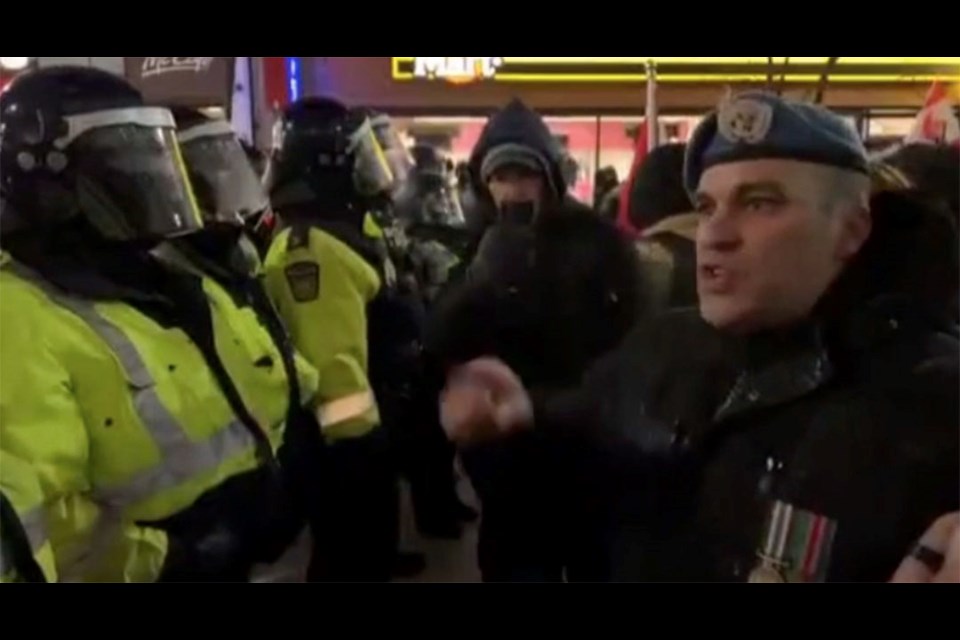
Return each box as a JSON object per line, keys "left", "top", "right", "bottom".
{"left": 285, "top": 261, "right": 320, "bottom": 302}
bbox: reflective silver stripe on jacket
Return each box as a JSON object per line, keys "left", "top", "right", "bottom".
{"left": 317, "top": 390, "right": 376, "bottom": 428}
{"left": 19, "top": 506, "right": 47, "bottom": 553}
{"left": 0, "top": 506, "right": 48, "bottom": 576}
{"left": 8, "top": 262, "right": 257, "bottom": 508}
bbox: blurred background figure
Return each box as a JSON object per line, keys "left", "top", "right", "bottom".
{"left": 354, "top": 115, "right": 477, "bottom": 547}
{"left": 887, "top": 143, "right": 960, "bottom": 224}
{"left": 628, "top": 143, "right": 700, "bottom": 313}
{"left": 593, "top": 166, "right": 620, "bottom": 221}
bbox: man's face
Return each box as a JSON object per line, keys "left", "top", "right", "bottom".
{"left": 487, "top": 165, "right": 545, "bottom": 212}
{"left": 694, "top": 159, "right": 871, "bottom": 334}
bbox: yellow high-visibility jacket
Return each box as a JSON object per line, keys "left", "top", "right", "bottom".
{"left": 1, "top": 451, "right": 58, "bottom": 583}
{"left": 0, "top": 258, "right": 318, "bottom": 582}
{"left": 264, "top": 223, "right": 381, "bottom": 442}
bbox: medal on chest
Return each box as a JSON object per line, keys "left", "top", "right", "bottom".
{"left": 750, "top": 500, "right": 838, "bottom": 583}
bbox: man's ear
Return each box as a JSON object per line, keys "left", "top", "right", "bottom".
{"left": 837, "top": 205, "right": 872, "bottom": 261}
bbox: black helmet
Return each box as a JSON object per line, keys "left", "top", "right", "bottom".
{"left": 170, "top": 107, "right": 269, "bottom": 229}
{"left": 265, "top": 97, "right": 393, "bottom": 212}
{"left": 0, "top": 66, "right": 202, "bottom": 243}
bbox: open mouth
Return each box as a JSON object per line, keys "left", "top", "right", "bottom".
{"left": 701, "top": 265, "right": 724, "bottom": 279}
{"left": 700, "top": 264, "right": 735, "bottom": 291}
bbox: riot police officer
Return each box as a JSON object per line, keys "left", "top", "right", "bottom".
{"left": 153, "top": 108, "right": 326, "bottom": 580}
{"left": 394, "top": 144, "right": 472, "bottom": 303}
{"left": 262, "top": 97, "right": 398, "bottom": 581}
{"left": 361, "top": 125, "right": 476, "bottom": 541}
{"left": 0, "top": 66, "right": 303, "bottom": 582}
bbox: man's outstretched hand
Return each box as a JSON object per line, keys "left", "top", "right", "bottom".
{"left": 440, "top": 358, "right": 533, "bottom": 447}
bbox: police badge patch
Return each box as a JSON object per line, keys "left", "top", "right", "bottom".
{"left": 285, "top": 262, "right": 320, "bottom": 302}
{"left": 718, "top": 96, "right": 774, "bottom": 145}
{"left": 749, "top": 500, "right": 838, "bottom": 584}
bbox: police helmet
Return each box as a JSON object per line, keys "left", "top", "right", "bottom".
{"left": 170, "top": 107, "right": 269, "bottom": 229}
{"left": 353, "top": 107, "right": 413, "bottom": 190}
{"left": 0, "top": 66, "right": 202, "bottom": 242}
{"left": 265, "top": 97, "right": 394, "bottom": 212}
{"left": 397, "top": 145, "right": 465, "bottom": 228}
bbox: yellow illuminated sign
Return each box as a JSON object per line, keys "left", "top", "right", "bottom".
{"left": 393, "top": 57, "right": 960, "bottom": 83}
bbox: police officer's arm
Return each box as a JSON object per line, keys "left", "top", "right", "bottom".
{"left": 263, "top": 229, "right": 383, "bottom": 442}
{"left": 0, "top": 336, "right": 170, "bottom": 582}
{"left": 323, "top": 249, "right": 383, "bottom": 441}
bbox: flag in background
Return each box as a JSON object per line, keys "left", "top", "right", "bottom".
{"left": 906, "top": 81, "right": 960, "bottom": 147}
{"left": 617, "top": 61, "right": 660, "bottom": 235}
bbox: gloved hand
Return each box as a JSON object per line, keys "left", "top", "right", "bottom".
{"left": 158, "top": 524, "right": 250, "bottom": 583}
{"left": 149, "top": 465, "right": 302, "bottom": 582}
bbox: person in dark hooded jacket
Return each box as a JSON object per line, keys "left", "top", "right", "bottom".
{"left": 425, "top": 98, "right": 644, "bottom": 582}
{"left": 441, "top": 92, "right": 959, "bottom": 583}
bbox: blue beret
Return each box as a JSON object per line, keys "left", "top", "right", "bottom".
{"left": 684, "top": 91, "right": 869, "bottom": 194}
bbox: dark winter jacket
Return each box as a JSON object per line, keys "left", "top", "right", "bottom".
{"left": 533, "top": 190, "right": 960, "bottom": 582}
{"left": 426, "top": 100, "right": 644, "bottom": 581}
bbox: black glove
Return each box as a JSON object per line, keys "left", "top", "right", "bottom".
{"left": 158, "top": 524, "right": 250, "bottom": 582}
{"left": 149, "top": 465, "right": 302, "bottom": 582}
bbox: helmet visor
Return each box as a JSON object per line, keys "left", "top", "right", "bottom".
{"left": 371, "top": 114, "right": 413, "bottom": 186}
{"left": 68, "top": 107, "right": 203, "bottom": 242}
{"left": 349, "top": 118, "right": 395, "bottom": 197}
{"left": 178, "top": 120, "right": 269, "bottom": 227}
{"left": 422, "top": 187, "right": 466, "bottom": 228}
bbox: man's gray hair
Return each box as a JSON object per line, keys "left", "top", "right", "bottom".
{"left": 818, "top": 166, "right": 871, "bottom": 215}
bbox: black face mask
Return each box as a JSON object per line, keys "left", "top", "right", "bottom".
{"left": 497, "top": 201, "right": 537, "bottom": 226}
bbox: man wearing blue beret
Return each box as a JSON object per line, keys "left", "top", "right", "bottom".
{"left": 440, "top": 91, "right": 959, "bottom": 582}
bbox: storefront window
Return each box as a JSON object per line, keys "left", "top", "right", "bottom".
{"left": 868, "top": 116, "right": 915, "bottom": 139}
{"left": 387, "top": 113, "right": 702, "bottom": 204}
{"left": 389, "top": 116, "right": 484, "bottom": 165}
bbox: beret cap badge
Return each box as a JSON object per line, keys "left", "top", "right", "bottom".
{"left": 718, "top": 96, "right": 774, "bottom": 145}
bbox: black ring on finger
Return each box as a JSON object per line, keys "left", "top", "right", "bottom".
{"left": 910, "top": 543, "right": 946, "bottom": 573}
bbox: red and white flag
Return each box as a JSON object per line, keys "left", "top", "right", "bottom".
{"left": 906, "top": 81, "right": 960, "bottom": 147}
{"left": 617, "top": 61, "right": 660, "bottom": 235}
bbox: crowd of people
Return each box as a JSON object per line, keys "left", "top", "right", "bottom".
{"left": 0, "top": 65, "right": 957, "bottom": 583}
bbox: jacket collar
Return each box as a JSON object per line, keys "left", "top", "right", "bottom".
{"left": 709, "top": 292, "right": 940, "bottom": 426}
